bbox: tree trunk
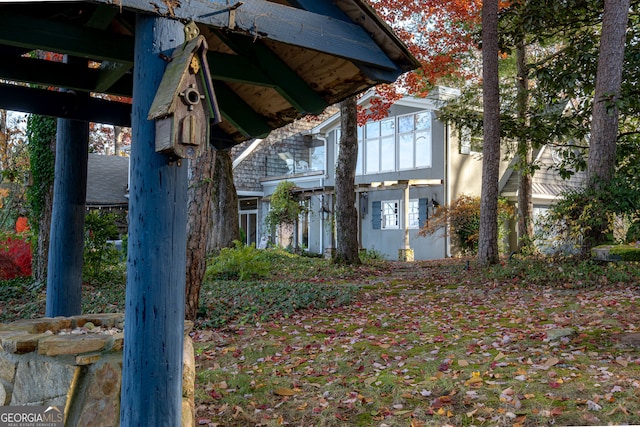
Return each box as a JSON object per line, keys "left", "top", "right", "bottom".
{"left": 185, "top": 144, "right": 215, "bottom": 321}
{"left": 114, "top": 126, "right": 122, "bottom": 156}
{"left": 333, "top": 96, "right": 361, "bottom": 265}
{"left": 587, "top": 0, "right": 629, "bottom": 187}
{"left": 209, "top": 149, "right": 240, "bottom": 251}
{"left": 516, "top": 40, "right": 534, "bottom": 251}
{"left": 477, "top": 0, "right": 501, "bottom": 266}
{"left": 584, "top": 0, "right": 629, "bottom": 252}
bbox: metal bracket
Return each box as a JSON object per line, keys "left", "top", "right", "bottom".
{"left": 184, "top": 20, "right": 200, "bottom": 42}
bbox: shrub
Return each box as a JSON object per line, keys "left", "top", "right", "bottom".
{"left": 419, "top": 194, "right": 514, "bottom": 255}
{"left": 83, "top": 211, "right": 122, "bottom": 280}
{"left": 206, "top": 241, "right": 270, "bottom": 281}
{"left": 0, "top": 235, "right": 32, "bottom": 280}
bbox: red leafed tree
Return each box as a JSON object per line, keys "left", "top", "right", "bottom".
{"left": 363, "top": 0, "right": 482, "bottom": 121}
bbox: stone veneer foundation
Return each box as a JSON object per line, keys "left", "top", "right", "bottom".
{"left": 0, "top": 313, "right": 195, "bottom": 427}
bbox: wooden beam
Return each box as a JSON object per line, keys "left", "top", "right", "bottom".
{"left": 46, "top": 117, "right": 89, "bottom": 317}
{"left": 207, "top": 52, "right": 275, "bottom": 87}
{"left": 216, "top": 32, "right": 328, "bottom": 114}
{"left": 0, "top": 84, "right": 132, "bottom": 126}
{"left": 120, "top": 14, "right": 186, "bottom": 426}
{"left": 0, "top": 13, "right": 134, "bottom": 63}
{"left": 95, "top": 62, "right": 133, "bottom": 93}
{"left": 91, "top": 0, "right": 398, "bottom": 71}
{"left": 0, "top": 56, "right": 132, "bottom": 97}
{"left": 213, "top": 82, "right": 273, "bottom": 138}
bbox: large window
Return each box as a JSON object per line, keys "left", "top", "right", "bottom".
{"left": 362, "top": 111, "right": 432, "bottom": 175}
{"left": 332, "top": 110, "right": 433, "bottom": 175}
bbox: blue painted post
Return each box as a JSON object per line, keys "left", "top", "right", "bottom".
{"left": 45, "top": 117, "right": 89, "bottom": 317}
{"left": 120, "top": 14, "right": 187, "bottom": 426}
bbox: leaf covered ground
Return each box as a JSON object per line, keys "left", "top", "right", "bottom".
{"left": 193, "top": 257, "right": 640, "bottom": 427}
{"left": 1, "top": 253, "right": 640, "bottom": 426}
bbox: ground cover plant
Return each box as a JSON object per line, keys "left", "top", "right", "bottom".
{"left": 0, "top": 251, "right": 639, "bottom": 426}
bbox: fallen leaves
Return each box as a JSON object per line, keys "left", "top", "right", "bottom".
{"left": 192, "top": 258, "right": 640, "bottom": 426}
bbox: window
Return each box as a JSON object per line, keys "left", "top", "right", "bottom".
{"left": 459, "top": 126, "right": 483, "bottom": 154}
{"left": 356, "top": 111, "right": 432, "bottom": 175}
{"left": 408, "top": 199, "right": 419, "bottom": 229}
{"left": 239, "top": 198, "right": 258, "bottom": 246}
{"left": 381, "top": 200, "right": 399, "bottom": 230}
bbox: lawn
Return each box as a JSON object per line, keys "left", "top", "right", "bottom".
{"left": 1, "top": 251, "right": 640, "bottom": 426}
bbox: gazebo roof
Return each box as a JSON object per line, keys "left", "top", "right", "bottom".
{"left": 0, "top": 0, "right": 418, "bottom": 148}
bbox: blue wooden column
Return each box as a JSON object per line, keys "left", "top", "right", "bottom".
{"left": 45, "top": 117, "right": 89, "bottom": 317}
{"left": 120, "top": 14, "right": 187, "bottom": 426}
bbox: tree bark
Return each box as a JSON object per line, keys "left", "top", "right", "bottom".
{"left": 583, "top": 0, "right": 629, "bottom": 252}
{"left": 333, "top": 96, "right": 361, "bottom": 265}
{"left": 587, "top": 0, "right": 629, "bottom": 188}
{"left": 209, "top": 149, "right": 240, "bottom": 251}
{"left": 516, "top": 40, "right": 534, "bottom": 251}
{"left": 477, "top": 0, "right": 501, "bottom": 266}
{"left": 185, "top": 144, "right": 215, "bottom": 320}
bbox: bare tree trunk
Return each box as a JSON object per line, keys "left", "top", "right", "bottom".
{"left": 583, "top": 0, "right": 629, "bottom": 253}
{"left": 333, "top": 96, "right": 361, "bottom": 265}
{"left": 516, "top": 40, "right": 534, "bottom": 251}
{"left": 477, "top": 0, "right": 501, "bottom": 266}
{"left": 114, "top": 126, "right": 122, "bottom": 156}
{"left": 209, "top": 149, "right": 240, "bottom": 251}
{"left": 587, "top": 0, "right": 629, "bottom": 187}
{"left": 185, "top": 145, "right": 215, "bottom": 320}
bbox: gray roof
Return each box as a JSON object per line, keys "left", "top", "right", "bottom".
{"left": 86, "top": 154, "right": 129, "bottom": 208}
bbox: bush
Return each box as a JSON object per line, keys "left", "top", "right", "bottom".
{"left": 419, "top": 194, "right": 514, "bottom": 255}
{"left": 0, "top": 235, "right": 32, "bottom": 280}
{"left": 206, "top": 241, "right": 270, "bottom": 281}
{"left": 83, "top": 211, "right": 122, "bottom": 281}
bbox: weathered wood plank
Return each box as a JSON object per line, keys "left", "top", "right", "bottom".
{"left": 0, "top": 84, "right": 132, "bottom": 126}
{"left": 90, "top": 0, "right": 398, "bottom": 71}
{"left": 119, "top": 14, "right": 186, "bottom": 426}
{"left": 0, "top": 13, "right": 134, "bottom": 63}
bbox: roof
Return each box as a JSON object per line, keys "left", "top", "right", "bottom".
{"left": 86, "top": 154, "right": 129, "bottom": 208}
{"left": 0, "top": 0, "right": 419, "bottom": 148}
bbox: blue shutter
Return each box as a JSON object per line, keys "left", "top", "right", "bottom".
{"left": 372, "top": 201, "right": 381, "bottom": 230}
{"left": 418, "top": 198, "right": 428, "bottom": 227}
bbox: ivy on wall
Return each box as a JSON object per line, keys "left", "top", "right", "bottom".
{"left": 25, "top": 115, "right": 56, "bottom": 236}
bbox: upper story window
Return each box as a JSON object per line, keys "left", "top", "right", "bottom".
{"left": 332, "top": 110, "right": 433, "bottom": 176}
{"left": 459, "top": 126, "right": 483, "bottom": 154}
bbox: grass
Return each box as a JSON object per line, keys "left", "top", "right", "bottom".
{"left": 1, "top": 250, "right": 640, "bottom": 426}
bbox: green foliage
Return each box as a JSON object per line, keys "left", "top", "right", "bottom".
{"left": 83, "top": 210, "right": 122, "bottom": 281}
{"left": 198, "top": 280, "right": 357, "bottom": 327}
{"left": 359, "top": 247, "right": 385, "bottom": 262}
{"left": 609, "top": 245, "right": 640, "bottom": 262}
{"left": 25, "top": 115, "right": 56, "bottom": 236}
{"left": 264, "top": 181, "right": 306, "bottom": 235}
{"left": 538, "top": 178, "right": 640, "bottom": 254}
{"left": 419, "top": 194, "right": 514, "bottom": 255}
{"left": 206, "top": 241, "right": 270, "bottom": 281}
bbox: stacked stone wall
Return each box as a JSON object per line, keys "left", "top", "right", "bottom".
{"left": 0, "top": 314, "right": 195, "bottom": 427}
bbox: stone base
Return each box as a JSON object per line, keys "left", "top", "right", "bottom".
{"left": 398, "top": 248, "right": 414, "bottom": 262}
{"left": 0, "top": 314, "right": 195, "bottom": 427}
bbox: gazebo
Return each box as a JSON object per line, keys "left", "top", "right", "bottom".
{"left": 0, "top": 0, "right": 418, "bottom": 424}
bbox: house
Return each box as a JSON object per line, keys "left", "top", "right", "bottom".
{"left": 233, "top": 89, "right": 585, "bottom": 260}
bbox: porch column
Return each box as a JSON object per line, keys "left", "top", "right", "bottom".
{"left": 399, "top": 182, "right": 414, "bottom": 261}
{"left": 45, "top": 116, "right": 89, "bottom": 317}
{"left": 120, "top": 14, "right": 187, "bottom": 426}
